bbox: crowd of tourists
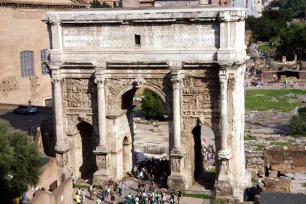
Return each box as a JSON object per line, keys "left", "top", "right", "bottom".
{"left": 74, "top": 180, "right": 182, "bottom": 204}
{"left": 202, "top": 144, "right": 215, "bottom": 162}
{"left": 131, "top": 158, "right": 170, "bottom": 186}
{"left": 73, "top": 158, "right": 179, "bottom": 204}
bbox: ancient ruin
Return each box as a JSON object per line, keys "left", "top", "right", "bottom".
{"left": 46, "top": 7, "right": 251, "bottom": 200}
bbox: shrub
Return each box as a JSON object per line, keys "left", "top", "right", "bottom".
{"left": 289, "top": 107, "right": 306, "bottom": 136}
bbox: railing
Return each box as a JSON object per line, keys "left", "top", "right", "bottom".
{"left": 143, "top": 145, "right": 167, "bottom": 155}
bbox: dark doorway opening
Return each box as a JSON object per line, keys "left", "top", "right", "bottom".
{"left": 192, "top": 124, "right": 215, "bottom": 190}
{"left": 77, "top": 122, "right": 96, "bottom": 178}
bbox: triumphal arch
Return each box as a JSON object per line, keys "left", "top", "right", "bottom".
{"left": 46, "top": 7, "right": 251, "bottom": 200}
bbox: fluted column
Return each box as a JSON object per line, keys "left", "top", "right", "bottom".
{"left": 218, "top": 70, "right": 231, "bottom": 160}
{"left": 95, "top": 78, "right": 108, "bottom": 152}
{"left": 171, "top": 78, "right": 183, "bottom": 152}
{"left": 53, "top": 77, "right": 69, "bottom": 153}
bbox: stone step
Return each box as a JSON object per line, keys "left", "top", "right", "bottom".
{"left": 251, "top": 133, "right": 281, "bottom": 138}
{"left": 250, "top": 129, "right": 284, "bottom": 134}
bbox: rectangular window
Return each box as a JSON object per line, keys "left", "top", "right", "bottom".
{"left": 45, "top": 98, "right": 53, "bottom": 107}
{"left": 41, "top": 49, "right": 48, "bottom": 75}
{"left": 20, "top": 51, "right": 34, "bottom": 77}
{"left": 135, "top": 34, "right": 141, "bottom": 46}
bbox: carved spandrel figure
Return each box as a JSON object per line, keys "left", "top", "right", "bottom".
{"left": 171, "top": 159, "right": 180, "bottom": 172}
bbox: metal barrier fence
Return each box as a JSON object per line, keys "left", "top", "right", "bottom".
{"left": 143, "top": 145, "right": 167, "bottom": 155}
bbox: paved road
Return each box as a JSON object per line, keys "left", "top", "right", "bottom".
{"left": 0, "top": 110, "right": 52, "bottom": 132}
{"left": 135, "top": 123, "right": 215, "bottom": 147}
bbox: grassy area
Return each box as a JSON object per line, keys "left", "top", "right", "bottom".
{"left": 244, "top": 136, "right": 257, "bottom": 141}
{"left": 182, "top": 193, "right": 210, "bottom": 199}
{"left": 245, "top": 90, "right": 306, "bottom": 112}
{"left": 270, "top": 142, "right": 289, "bottom": 146}
{"left": 258, "top": 43, "right": 271, "bottom": 54}
{"left": 252, "top": 178, "right": 259, "bottom": 183}
{"left": 205, "top": 169, "right": 216, "bottom": 173}
{"left": 166, "top": 192, "right": 211, "bottom": 199}
{"left": 73, "top": 184, "right": 89, "bottom": 189}
{"left": 212, "top": 199, "right": 227, "bottom": 204}
{"left": 250, "top": 144, "right": 265, "bottom": 151}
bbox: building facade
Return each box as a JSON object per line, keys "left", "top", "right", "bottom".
{"left": 0, "top": 0, "right": 86, "bottom": 106}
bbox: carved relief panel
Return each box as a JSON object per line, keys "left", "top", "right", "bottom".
{"left": 182, "top": 74, "right": 220, "bottom": 131}
{"left": 63, "top": 78, "right": 97, "bottom": 114}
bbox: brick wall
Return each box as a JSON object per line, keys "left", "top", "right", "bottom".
{"left": 245, "top": 151, "right": 265, "bottom": 178}
{"left": 264, "top": 146, "right": 306, "bottom": 174}
{"left": 30, "top": 178, "right": 73, "bottom": 204}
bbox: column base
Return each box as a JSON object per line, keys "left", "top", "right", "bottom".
{"left": 93, "top": 170, "right": 112, "bottom": 186}
{"left": 214, "top": 180, "right": 233, "bottom": 198}
{"left": 55, "top": 143, "right": 70, "bottom": 153}
{"left": 167, "top": 173, "right": 189, "bottom": 190}
{"left": 94, "top": 145, "right": 110, "bottom": 154}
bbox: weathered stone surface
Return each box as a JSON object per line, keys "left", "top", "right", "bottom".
{"left": 258, "top": 177, "right": 291, "bottom": 193}
{"left": 245, "top": 151, "right": 265, "bottom": 178}
{"left": 47, "top": 6, "right": 250, "bottom": 201}
{"left": 265, "top": 146, "right": 306, "bottom": 174}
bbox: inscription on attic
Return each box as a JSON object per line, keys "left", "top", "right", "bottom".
{"left": 63, "top": 24, "right": 219, "bottom": 49}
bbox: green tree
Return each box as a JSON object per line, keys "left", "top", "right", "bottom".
{"left": 278, "top": 23, "right": 306, "bottom": 59}
{"left": 140, "top": 89, "right": 167, "bottom": 120}
{"left": 286, "top": 0, "right": 306, "bottom": 18}
{"left": 245, "top": 9, "right": 292, "bottom": 42}
{"left": 289, "top": 107, "right": 306, "bottom": 136}
{"left": 0, "top": 120, "right": 41, "bottom": 203}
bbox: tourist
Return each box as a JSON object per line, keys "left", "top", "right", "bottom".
{"left": 118, "top": 180, "right": 123, "bottom": 196}
{"left": 92, "top": 185, "right": 97, "bottom": 202}
{"left": 74, "top": 192, "right": 81, "bottom": 204}
{"left": 162, "top": 192, "right": 167, "bottom": 203}
{"left": 104, "top": 182, "right": 109, "bottom": 198}
{"left": 135, "top": 196, "right": 140, "bottom": 204}
{"left": 20, "top": 192, "right": 29, "bottom": 204}
{"left": 80, "top": 189, "right": 86, "bottom": 204}
{"left": 139, "top": 169, "right": 144, "bottom": 181}
{"left": 88, "top": 185, "right": 93, "bottom": 200}
{"left": 123, "top": 178, "right": 127, "bottom": 190}
{"left": 177, "top": 189, "right": 182, "bottom": 204}
{"left": 170, "top": 191, "right": 175, "bottom": 204}
{"left": 77, "top": 188, "right": 81, "bottom": 195}
{"left": 71, "top": 173, "right": 75, "bottom": 186}
{"left": 110, "top": 192, "right": 116, "bottom": 204}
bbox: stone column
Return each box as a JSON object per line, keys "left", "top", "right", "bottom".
{"left": 95, "top": 78, "right": 108, "bottom": 152}
{"left": 53, "top": 77, "right": 69, "bottom": 153}
{"left": 93, "top": 72, "right": 112, "bottom": 185}
{"left": 167, "top": 66, "right": 188, "bottom": 190}
{"left": 218, "top": 70, "right": 231, "bottom": 160}
{"left": 171, "top": 78, "right": 182, "bottom": 151}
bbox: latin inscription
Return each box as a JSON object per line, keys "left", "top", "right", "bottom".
{"left": 63, "top": 24, "right": 219, "bottom": 48}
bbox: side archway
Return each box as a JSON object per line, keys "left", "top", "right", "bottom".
{"left": 73, "top": 121, "right": 97, "bottom": 179}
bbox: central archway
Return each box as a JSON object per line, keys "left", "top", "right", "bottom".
{"left": 107, "top": 81, "right": 173, "bottom": 181}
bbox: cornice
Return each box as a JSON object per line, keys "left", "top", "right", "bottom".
{"left": 0, "top": 1, "right": 87, "bottom": 9}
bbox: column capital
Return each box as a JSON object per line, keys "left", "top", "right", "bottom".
{"left": 94, "top": 78, "right": 106, "bottom": 88}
